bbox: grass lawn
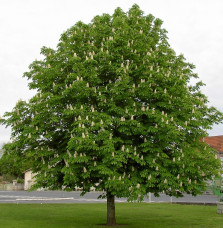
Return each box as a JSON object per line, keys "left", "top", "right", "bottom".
{"left": 0, "top": 203, "right": 222, "bottom": 228}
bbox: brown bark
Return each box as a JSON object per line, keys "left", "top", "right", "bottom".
{"left": 107, "top": 191, "right": 116, "bottom": 226}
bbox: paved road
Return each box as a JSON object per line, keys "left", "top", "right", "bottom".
{"left": 0, "top": 191, "right": 219, "bottom": 204}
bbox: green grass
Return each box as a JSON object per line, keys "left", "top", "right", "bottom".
{"left": 0, "top": 203, "right": 222, "bottom": 228}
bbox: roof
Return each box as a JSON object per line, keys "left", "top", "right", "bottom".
{"left": 203, "top": 135, "right": 223, "bottom": 153}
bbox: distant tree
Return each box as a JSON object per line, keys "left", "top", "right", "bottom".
{"left": 0, "top": 148, "right": 3, "bottom": 158}
{"left": 0, "top": 142, "right": 31, "bottom": 179}
{"left": 1, "top": 4, "right": 222, "bottom": 226}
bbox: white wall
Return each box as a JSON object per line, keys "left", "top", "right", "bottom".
{"left": 24, "top": 170, "right": 36, "bottom": 190}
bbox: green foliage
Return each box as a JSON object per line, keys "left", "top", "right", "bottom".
{"left": 1, "top": 4, "right": 223, "bottom": 199}
{"left": 0, "top": 143, "right": 31, "bottom": 179}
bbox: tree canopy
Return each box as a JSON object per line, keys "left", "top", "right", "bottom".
{"left": 0, "top": 142, "right": 31, "bottom": 179}
{"left": 1, "top": 4, "right": 222, "bottom": 225}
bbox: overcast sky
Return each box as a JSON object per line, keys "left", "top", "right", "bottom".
{"left": 0, "top": 0, "right": 223, "bottom": 146}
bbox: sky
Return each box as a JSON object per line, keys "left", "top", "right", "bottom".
{"left": 0, "top": 0, "right": 223, "bottom": 147}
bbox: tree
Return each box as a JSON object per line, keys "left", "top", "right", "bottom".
{"left": 0, "top": 142, "right": 31, "bottom": 179}
{"left": 1, "top": 4, "right": 223, "bottom": 226}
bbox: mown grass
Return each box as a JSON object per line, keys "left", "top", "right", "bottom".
{"left": 0, "top": 203, "right": 222, "bottom": 228}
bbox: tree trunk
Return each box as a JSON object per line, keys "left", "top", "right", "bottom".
{"left": 107, "top": 191, "right": 116, "bottom": 226}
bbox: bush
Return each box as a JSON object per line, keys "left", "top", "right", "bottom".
{"left": 17, "top": 178, "right": 24, "bottom": 184}
{"left": 1, "top": 174, "right": 17, "bottom": 183}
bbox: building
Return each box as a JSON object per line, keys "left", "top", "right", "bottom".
{"left": 204, "top": 135, "right": 223, "bottom": 180}
{"left": 24, "top": 169, "right": 36, "bottom": 190}
{"left": 204, "top": 136, "right": 223, "bottom": 197}
{"left": 203, "top": 135, "right": 223, "bottom": 161}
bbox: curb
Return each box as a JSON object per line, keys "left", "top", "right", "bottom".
{"left": 172, "top": 202, "right": 217, "bottom": 206}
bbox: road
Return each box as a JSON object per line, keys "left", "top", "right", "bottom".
{"left": 0, "top": 191, "right": 219, "bottom": 204}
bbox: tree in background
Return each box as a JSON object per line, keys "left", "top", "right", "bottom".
{"left": 0, "top": 142, "right": 31, "bottom": 180}
{"left": 1, "top": 4, "right": 223, "bottom": 226}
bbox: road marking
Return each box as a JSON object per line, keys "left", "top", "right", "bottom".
{"left": 16, "top": 197, "right": 74, "bottom": 201}
{"left": 15, "top": 198, "right": 126, "bottom": 202}
{"left": 0, "top": 194, "right": 126, "bottom": 202}
{"left": 0, "top": 195, "right": 34, "bottom": 198}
